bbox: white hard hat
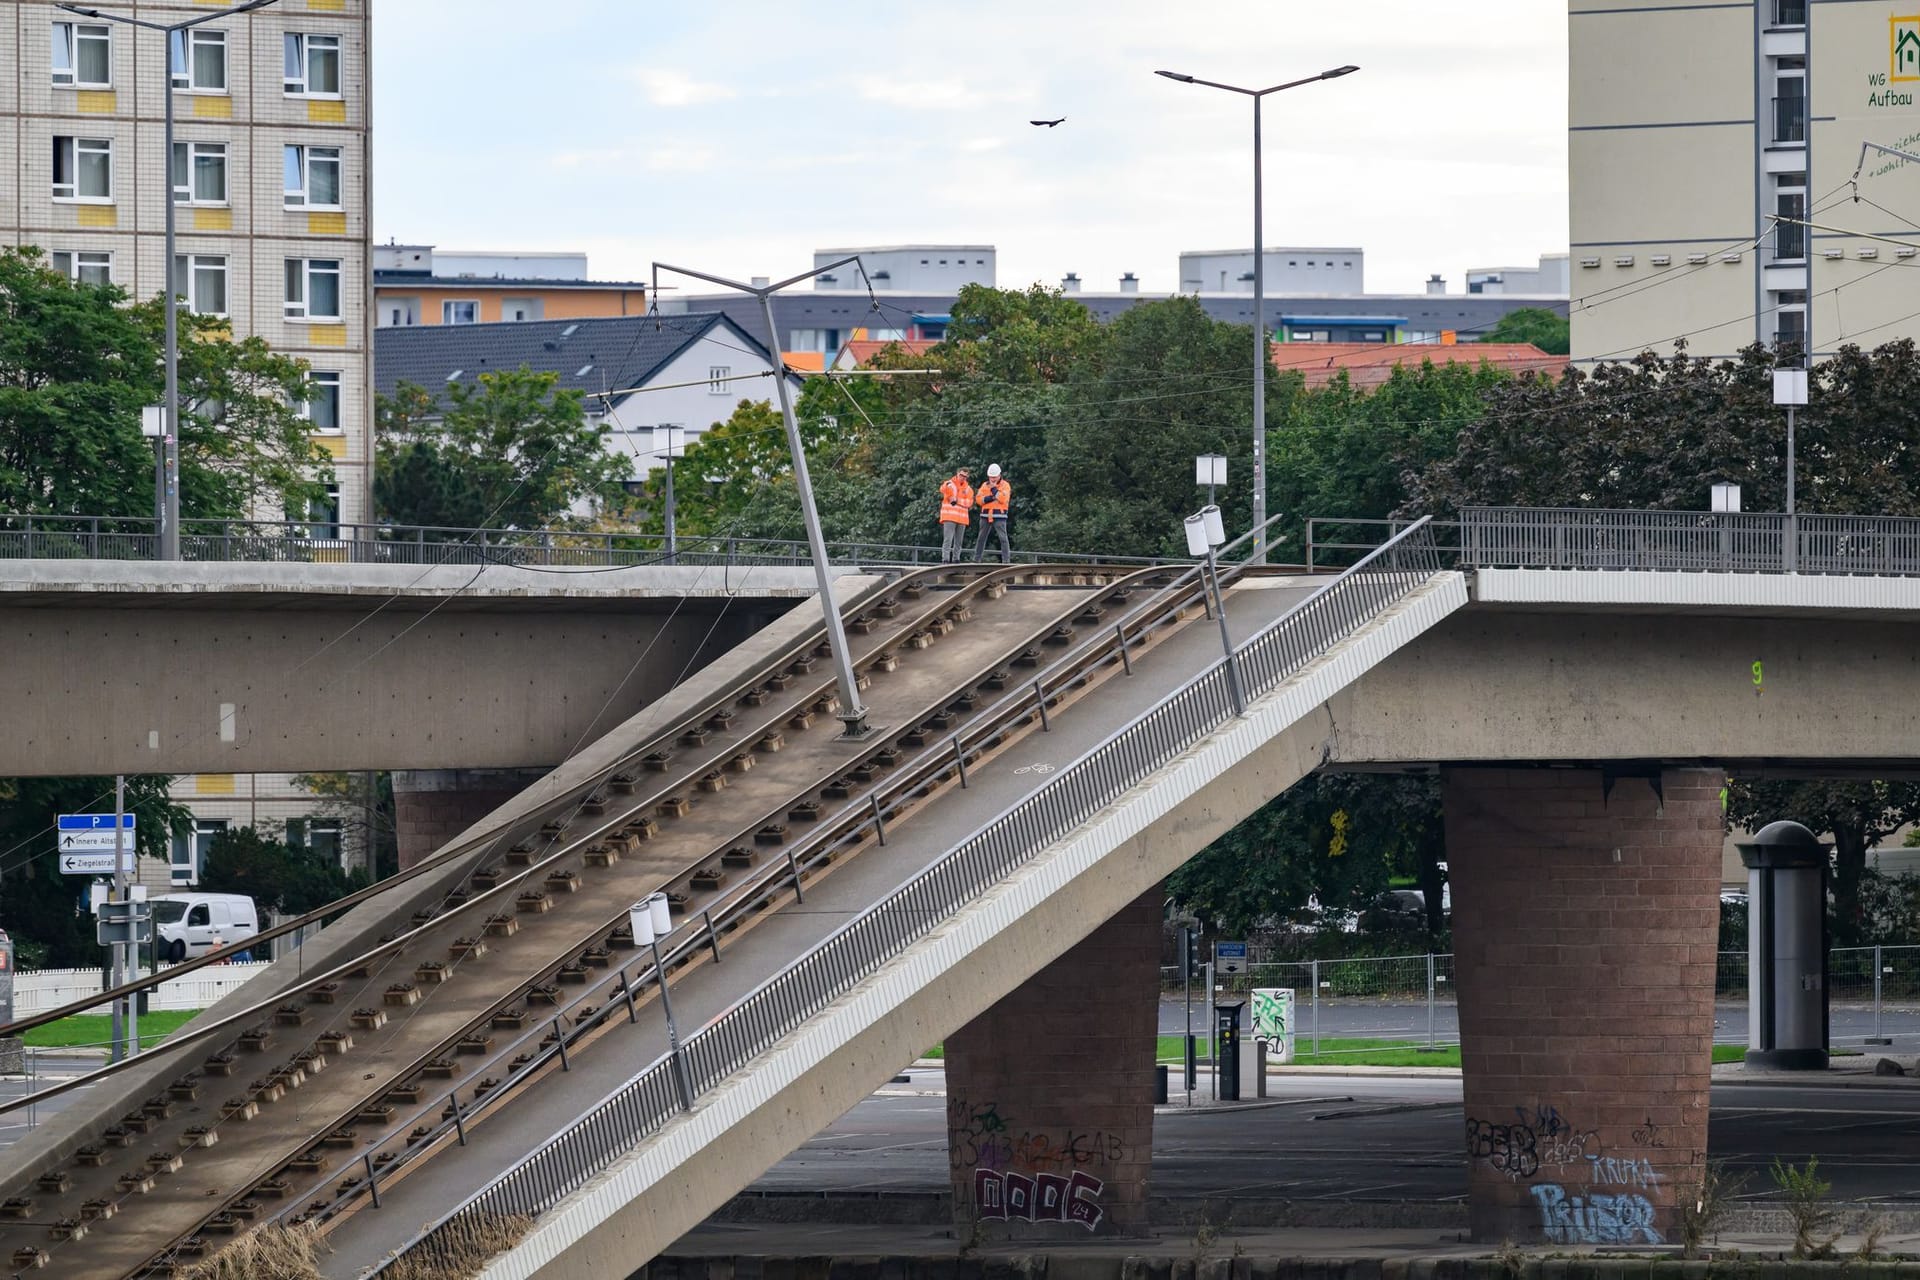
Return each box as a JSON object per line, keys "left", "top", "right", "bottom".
{"left": 987, "top": 464, "right": 1002, "bottom": 478}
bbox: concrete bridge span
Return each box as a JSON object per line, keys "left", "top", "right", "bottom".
{"left": 6, "top": 525, "right": 1920, "bottom": 1278}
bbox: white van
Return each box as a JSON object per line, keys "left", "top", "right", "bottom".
{"left": 152, "top": 893, "right": 259, "bottom": 962}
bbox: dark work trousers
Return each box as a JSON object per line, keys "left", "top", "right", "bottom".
{"left": 973, "top": 516, "right": 1010, "bottom": 563}
{"left": 941, "top": 521, "right": 968, "bottom": 562}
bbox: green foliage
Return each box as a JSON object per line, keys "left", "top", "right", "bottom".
{"left": 0, "top": 246, "right": 329, "bottom": 520}
{"left": 1478, "top": 307, "right": 1570, "bottom": 355}
{"left": 1168, "top": 774, "right": 1444, "bottom": 938}
{"left": 374, "top": 367, "right": 630, "bottom": 530}
{"left": 291, "top": 771, "right": 397, "bottom": 882}
{"left": 1770, "top": 1156, "right": 1839, "bottom": 1258}
{"left": 198, "top": 825, "right": 360, "bottom": 918}
{"left": 0, "top": 775, "right": 186, "bottom": 969}
{"left": 1675, "top": 1161, "right": 1747, "bottom": 1259}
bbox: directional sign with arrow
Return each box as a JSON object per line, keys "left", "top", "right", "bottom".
{"left": 57, "top": 814, "right": 136, "bottom": 858}
{"left": 59, "top": 851, "right": 119, "bottom": 875}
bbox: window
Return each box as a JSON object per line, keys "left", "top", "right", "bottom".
{"left": 52, "top": 22, "right": 111, "bottom": 88}
{"left": 502, "top": 298, "right": 543, "bottom": 322}
{"left": 288, "top": 818, "right": 344, "bottom": 865}
{"left": 51, "top": 250, "right": 113, "bottom": 286}
{"left": 709, "top": 365, "right": 731, "bottom": 394}
{"left": 1773, "top": 60, "right": 1806, "bottom": 144}
{"left": 169, "top": 819, "right": 227, "bottom": 886}
{"left": 170, "top": 28, "right": 227, "bottom": 92}
{"left": 171, "top": 141, "right": 228, "bottom": 205}
{"left": 441, "top": 299, "right": 478, "bottom": 324}
{"left": 1775, "top": 192, "right": 1807, "bottom": 261}
{"left": 301, "top": 370, "right": 342, "bottom": 432}
{"left": 283, "top": 33, "right": 341, "bottom": 97}
{"left": 51, "top": 136, "right": 112, "bottom": 202}
{"left": 285, "top": 258, "right": 342, "bottom": 320}
{"left": 283, "top": 144, "right": 342, "bottom": 209}
{"left": 296, "top": 486, "right": 340, "bottom": 541}
{"left": 1774, "top": 0, "right": 1807, "bottom": 26}
{"left": 171, "top": 254, "right": 228, "bottom": 316}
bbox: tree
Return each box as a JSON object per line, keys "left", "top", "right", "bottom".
{"left": 199, "top": 825, "right": 360, "bottom": 918}
{"left": 1479, "top": 307, "right": 1570, "bottom": 355}
{"left": 292, "top": 771, "right": 398, "bottom": 882}
{"left": 1168, "top": 774, "right": 1445, "bottom": 941}
{"left": 0, "top": 775, "right": 185, "bottom": 970}
{"left": 0, "top": 246, "right": 329, "bottom": 520}
{"left": 375, "top": 367, "right": 630, "bottom": 530}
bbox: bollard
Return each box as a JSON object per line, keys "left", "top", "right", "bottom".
{"left": 1868, "top": 944, "right": 1892, "bottom": 1045}
{"left": 1426, "top": 953, "right": 1437, "bottom": 1051}
{"left": 1310, "top": 960, "right": 1321, "bottom": 1057}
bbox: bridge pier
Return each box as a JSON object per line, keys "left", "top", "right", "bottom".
{"left": 392, "top": 767, "right": 551, "bottom": 869}
{"left": 944, "top": 884, "right": 1162, "bottom": 1239}
{"left": 1447, "top": 766, "right": 1723, "bottom": 1247}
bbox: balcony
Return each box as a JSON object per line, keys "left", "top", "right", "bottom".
{"left": 1774, "top": 223, "right": 1807, "bottom": 261}
{"left": 1773, "top": 0, "right": 1807, "bottom": 26}
{"left": 1772, "top": 95, "right": 1807, "bottom": 144}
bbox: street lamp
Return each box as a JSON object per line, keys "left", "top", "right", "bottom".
{"left": 1183, "top": 504, "right": 1245, "bottom": 715}
{"left": 1773, "top": 365, "right": 1808, "bottom": 572}
{"left": 653, "top": 256, "right": 876, "bottom": 738}
{"left": 628, "top": 892, "right": 692, "bottom": 1108}
{"left": 1195, "top": 453, "right": 1226, "bottom": 507}
{"left": 1157, "top": 64, "right": 1359, "bottom": 564}
{"left": 654, "top": 424, "right": 684, "bottom": 560}
{"left": 58, "top": 0, "right": 279, "bottom": 561}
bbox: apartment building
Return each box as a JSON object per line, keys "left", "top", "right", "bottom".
{"left": 373, "top": 243, "right": 647, "bottom": 328}
{"left": 3, "top": 0, "right": 375, "bottom": 884}
{"left": 2, "top": 0, "right": 374, "bottom": 523}
{"left": 1569, "top": 1, "right": 1920, "bottom": 365}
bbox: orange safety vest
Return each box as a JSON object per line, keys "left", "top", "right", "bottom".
{"left": 939, "top": 475, "right": 975, "bottom": 525}
{"left": 977, "top": 478, "right": 1011, "bottom": 518}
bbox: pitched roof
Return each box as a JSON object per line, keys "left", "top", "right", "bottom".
{"left": 1270, "top": 341, "right": 1567, "bottom": 389}
{"left": 374, "top": 312, "right": 778, "bottom": 408}
{"left": 835, "top": 337, "right": 939, "bottom": 369}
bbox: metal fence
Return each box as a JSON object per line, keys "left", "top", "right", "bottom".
{"left": 1305, "top": 508, "right": 1920, "bottom": 577}
{"left": 0, "top": 513, "right": 1166, "bottom": 569}
{"left": 373, "top": 523, "right": 1447, "bottom": 1274}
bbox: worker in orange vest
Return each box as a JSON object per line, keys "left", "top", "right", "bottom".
{"left": 973, "top": 463, "right": 1012, "bottom": 564}
{"left": 938, "top": 466, "right": 974, "bottom": 562}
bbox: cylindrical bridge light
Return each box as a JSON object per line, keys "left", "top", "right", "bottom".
{"left": 1200, "top": 505, "right": 1227, "bottom": 549}
{"left": 1184, "top": 513, "right": 1212, "bottom": 558}
{"left": 628, "top": 900, "right": 656, "bottom": 947}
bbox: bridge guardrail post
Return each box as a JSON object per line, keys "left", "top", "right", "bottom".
{"left": 1310, "top": 959, "right": 1320, "bottom": 1056}
{"left": 1426, "top": 952, "right": 1437, "bottom": 1050}
{"left": 1869, "top": 944, "right": 1891, "bottom": 1045}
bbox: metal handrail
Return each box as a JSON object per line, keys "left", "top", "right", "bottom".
{"left": 375, "top": 519, "right": 1444, "bottom": 1274}
{"left": 0, "top": 513, "right": 1169, "bottom": 569}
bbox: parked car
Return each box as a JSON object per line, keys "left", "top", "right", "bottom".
{"left": 151, "top": 893, "right": 259, "bottom": 963}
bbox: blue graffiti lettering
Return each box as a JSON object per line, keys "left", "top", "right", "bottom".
{"left": 1530, "top": 1183, "right": 1663, "bottom": 1245}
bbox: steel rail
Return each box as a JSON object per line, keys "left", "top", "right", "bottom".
{"left": 0, "top": 562, "right": 1055, "bottom": 1098}
{"left": 373, "top": 520, "right": 1439, "bottom": 1275}
{"left": 206, "top": 564, "right": 1193, "bottom": 1251}
{"left": 0, "top": 564, "right": 1182, "bottom": 1276}
{"left": 0, "top": 562, "right": 1053, "bottom": 1042}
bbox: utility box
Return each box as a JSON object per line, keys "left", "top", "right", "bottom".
{"left": 1215, "top": 1001, "right": 1244, "bottom": 1102}
{"left": 1740, "top": 820, "right": 1829, "bottom": 1070}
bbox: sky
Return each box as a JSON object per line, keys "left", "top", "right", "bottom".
{"left": 370, "top": 1, "right": 1569, "bottom": 298}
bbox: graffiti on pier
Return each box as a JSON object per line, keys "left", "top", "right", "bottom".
{"left": 974, "top": 1169, "right": 1105, "bottom": 1230}
{"left": 1465, "top": 1118, "right": 1539, "bottom": 1179}
{"left": 1587, "top": 1155, "right": 1661, "bottom": 1189}
{"left": 1530, "top": 1183, "right": 1663, "bottom": 1245}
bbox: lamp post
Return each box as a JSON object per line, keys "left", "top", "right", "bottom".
{"left": 1183, "top": 504, "right": 1245, "bottom": 714}
{"left": 653, "top": 256, "right": 875, "bottom": 737}
{"left": 1773, "top": 365, "right": 1808, "bottom": 572}
{"left": 1157, "top": 64, "right": 1359, "bottom": 564}
{"left": 629, "top": 892, "right": 692, "bottom": 1109}
{"left": 1195, "top": 453, "right": 1226, "bottom": 508}
{"left": 654, "top": 424, "right": 683, "bottom": 560}
{"left": 59, "top": 0, "right": 279, "bottom": 562}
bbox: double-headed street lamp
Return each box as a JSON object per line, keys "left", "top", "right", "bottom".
{"left": 58, "top": 0, "right": 279, "bottom": 561}
{"left": 1156, "top": 64, "right": 1359, "bottom": 565}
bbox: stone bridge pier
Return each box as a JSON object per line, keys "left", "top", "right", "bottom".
{"left": 1447, "top": 766, "right": 1724, "bottom": 1246}
{"left": 943, "top": 884, "right": 1162, "bottom": 1239}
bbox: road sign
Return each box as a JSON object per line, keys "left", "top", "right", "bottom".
{"left": 96, "top": 899, "right": 152, "bottom": 946}
{"left": 59, "top": 851, "right": 120, "bottom": 875}
{"left": 57, "top": 814, "right": 136, "bottom": 854}
{"left": 1214, "top": 940, "right": 1248, "bottom": 976}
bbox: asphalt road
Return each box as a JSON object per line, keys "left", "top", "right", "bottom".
{"left": 750, "top": 1070, "right": 1920, "bottom": 1205}
{"left": 1156, "top": 997, "right": 1920, "bottom": 1048}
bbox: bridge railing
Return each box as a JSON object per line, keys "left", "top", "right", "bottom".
{"left": 373, "top": 520, "right": 1448, "bottom": 1275}
{"left": 1307, "top": 508, "right": 1920, "bottom": 577}
{"left": 0, "top": 513, "right": 1166, "bottom": 569}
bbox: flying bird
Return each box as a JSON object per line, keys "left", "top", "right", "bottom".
{"left": 1030, "top": 117, "right": 1066, "bottom": 127}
